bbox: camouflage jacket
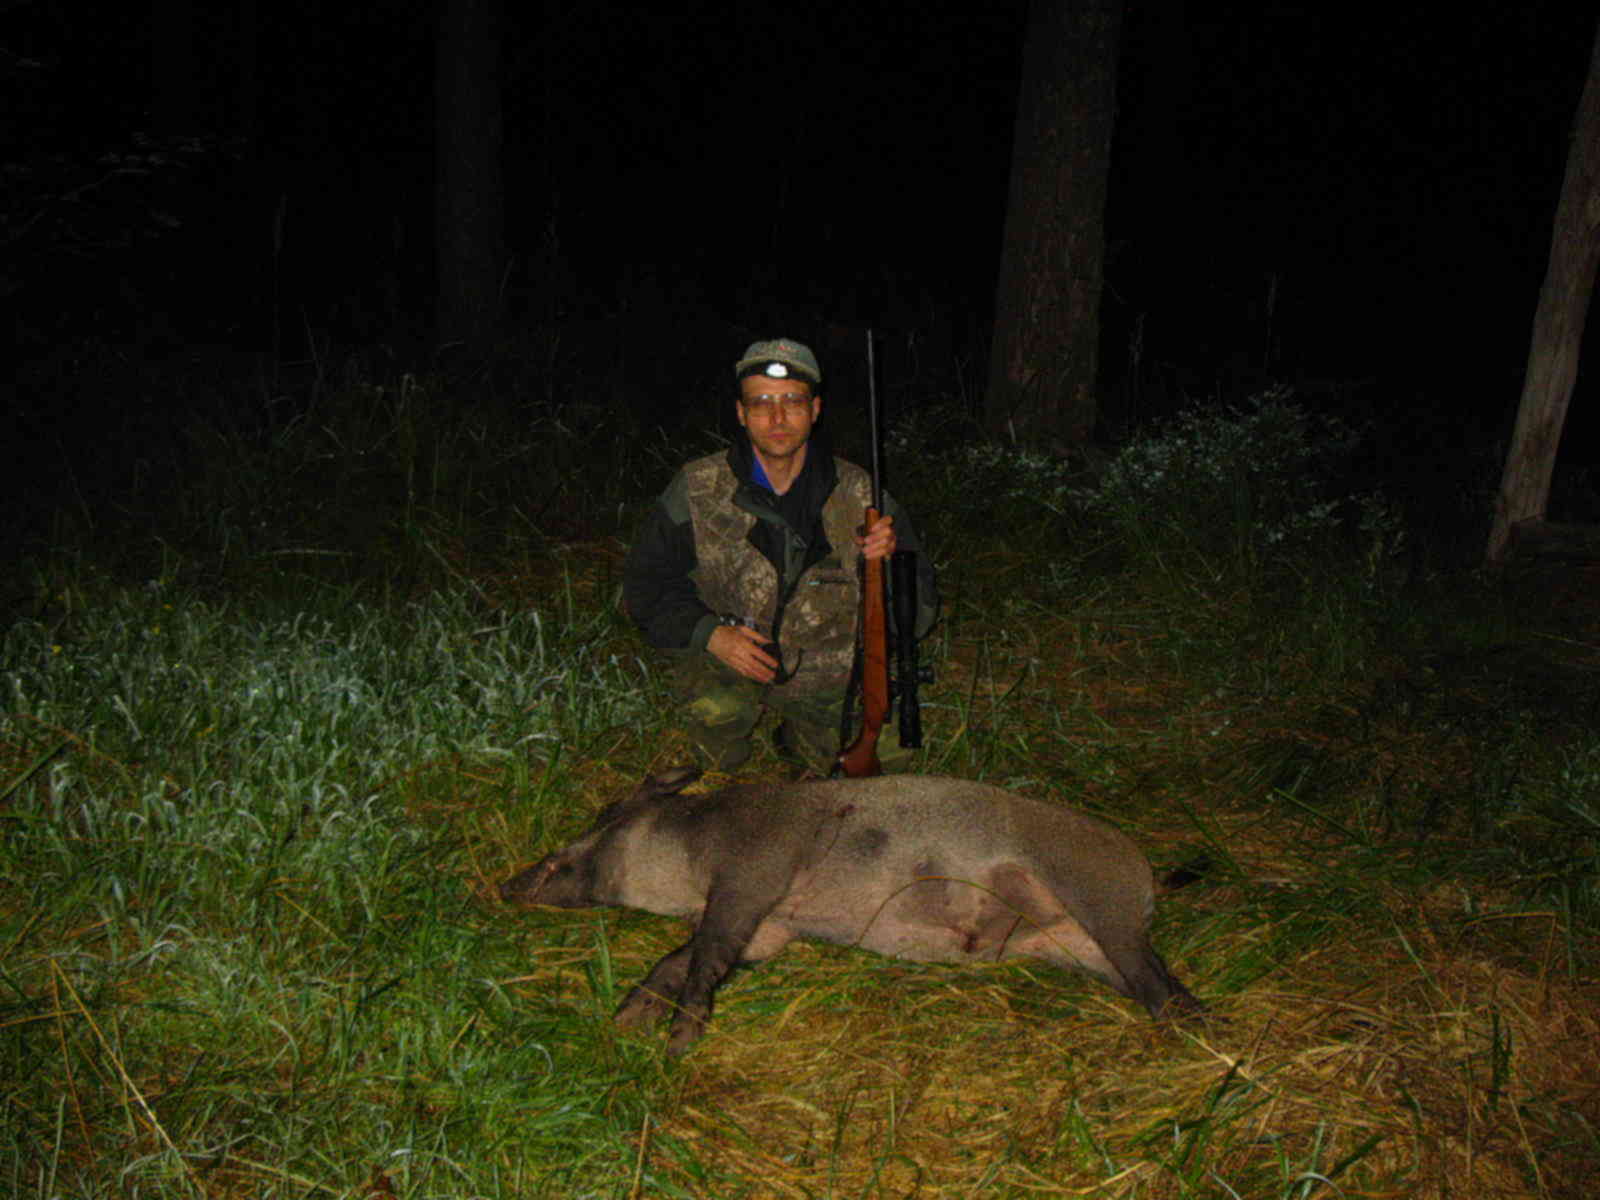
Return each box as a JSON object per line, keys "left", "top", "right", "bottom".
{"left": 623, "top": 435, "right": 936, "bottom": 693}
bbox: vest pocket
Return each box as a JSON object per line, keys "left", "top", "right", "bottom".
{"left": 804, "top": 568, "right": 853, "bottom": 589}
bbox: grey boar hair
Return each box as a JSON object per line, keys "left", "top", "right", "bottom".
{"left": 500, "top": 767, "right": 1200, "bottom": 1055}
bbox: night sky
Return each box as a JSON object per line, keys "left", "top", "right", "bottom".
{"left": 7, "top": 1, "right": 1598, "bottom": 464}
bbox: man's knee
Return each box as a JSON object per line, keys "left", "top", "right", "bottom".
{"left": 684, "top": 688, "right": 753, "bottom": 730}
{"left": 679, "top": 684, "right": 756, "bottom": 766}
{"left": 668, "top": 654, "right": 761, "bottom": 770}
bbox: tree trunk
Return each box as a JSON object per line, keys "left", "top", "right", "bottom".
{"left": 985, "top": 0, "right": 1124, "bottom": 447}
{"left": 1486, "top": 21, "right": 1600, "bottom": 565}
{"left": 435, "top": 0, "right": 506, "bottom": 356}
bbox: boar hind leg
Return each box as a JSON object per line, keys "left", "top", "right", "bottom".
{"left": 1094, "top": 940, "right": 1203, "bottom": 1024}
{"left": 993, "top": 867, "right": 1198, "bottom": 1019}
{"left": 1030, "top": 926, "right": 1200, "bottom": 1020}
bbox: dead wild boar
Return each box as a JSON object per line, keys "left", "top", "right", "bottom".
{"left": 499, "top": 767, "right": 1200, "bottom": 1055}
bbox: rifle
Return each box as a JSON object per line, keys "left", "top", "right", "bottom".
{"left": 891, "top": 548, "right": 924, "bottom": 749}
{"left": 834, "top": 332, "right": 891, "bottom": 779}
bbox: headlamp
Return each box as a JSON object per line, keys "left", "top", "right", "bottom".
{"left": 737, "top": 360, "right": 801, "bottom": 382}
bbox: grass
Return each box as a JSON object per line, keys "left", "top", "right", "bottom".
{"left": 4, "top": 368, "right": 1599, "bottom": 1196}
{"left": 2, "top": 573, "right": 672, "bottom": 1196}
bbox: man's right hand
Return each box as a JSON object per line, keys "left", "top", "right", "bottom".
{"left": 708, "top": 623, "right": 779, "bottom": 684}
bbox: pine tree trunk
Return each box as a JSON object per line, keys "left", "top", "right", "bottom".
{"left": 1486, "top": 23, "right": 1600, "bottom": 565}
{"left": 985, "top": 0, "right": 1124, "bottom": 447}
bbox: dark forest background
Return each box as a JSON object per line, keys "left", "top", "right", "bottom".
{"left": 6, "top": 1, "right": 1599, "bottom": 545}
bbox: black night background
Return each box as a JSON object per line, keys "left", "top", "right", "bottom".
{"left": 8, "top": 2, "right": 1598, "bottom": 516}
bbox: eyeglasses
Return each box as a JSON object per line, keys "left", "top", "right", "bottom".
{"left": 741, "top": 394, "right": 813, "bottom": 416}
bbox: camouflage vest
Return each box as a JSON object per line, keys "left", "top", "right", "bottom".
{"left": 682, "top": 450, "right": 872, "bottom": 693}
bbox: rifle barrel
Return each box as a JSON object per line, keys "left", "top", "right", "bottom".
{"left": 866, "top": 329, "right": 882, "bottom": 510}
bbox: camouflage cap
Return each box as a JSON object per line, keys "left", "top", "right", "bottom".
{"left": 734, "top": 338, "right": 821, "bottom": 386}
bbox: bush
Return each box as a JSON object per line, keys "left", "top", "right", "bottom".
{"left": 1075, "top": 387, "right": 1404, "bottom": 585}
{"left": 923, "top": 388, "right": 1406, "bottom": 597}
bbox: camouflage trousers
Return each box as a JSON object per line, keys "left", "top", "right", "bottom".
{"left": 667, "top": 651, "right": 913, "bottom": 774}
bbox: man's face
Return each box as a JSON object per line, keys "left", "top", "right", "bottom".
{"left": 737, "top": 374, "right": 821, "bottom": 467}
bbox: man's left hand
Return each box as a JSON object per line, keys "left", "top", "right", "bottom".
{"left": 856, "top": 513, "right": 896, "bottom": 561}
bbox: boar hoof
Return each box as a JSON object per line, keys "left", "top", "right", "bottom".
{"left": 666, "top": 1006, "right": 710, "bottom": 1057}
{"left": 615, "top": 986, "right": 673, "bottom": 1030}
{"left": 1160, "top": 985, "right": 1207, "bottom": 1023}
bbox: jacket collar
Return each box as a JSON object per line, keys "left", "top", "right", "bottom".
{"left": 729, "top": 426, "right": 838, "bottom": 520}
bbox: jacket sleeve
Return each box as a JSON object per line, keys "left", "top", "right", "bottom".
{"left": 622, "top": 473, "right": 721, "bottom": 652}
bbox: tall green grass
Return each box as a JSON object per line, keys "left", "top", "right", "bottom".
{"left": 4, "top": 371, "right": 1598, "bottom": 1195}
{"left": 2, "top": 577, "right": 674, "bottom": 1195}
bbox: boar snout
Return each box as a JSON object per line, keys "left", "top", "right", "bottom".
{"left": 498, "top": 860, "right": 551, "bottom": 905}
{"left": 498, "top": 852, "right": 595, "bottom": 909}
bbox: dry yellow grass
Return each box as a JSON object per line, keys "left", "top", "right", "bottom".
{"left": 478, "top": 552, "right": 1600, "bottom": 1198}
{"left": 494, "top": 868, "right": 1599, "bottom": 1198}
{"left": 484, "top": 754, "right": 1600, "bottom": 1199}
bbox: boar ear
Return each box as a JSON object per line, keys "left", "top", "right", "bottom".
{"left": 647, "top": 766, "right": 703, "bottom": 796}
{"left": 591, "top": 766, "right": 704, "bottom": 830}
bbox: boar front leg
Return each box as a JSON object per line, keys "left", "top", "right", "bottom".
{"left": 662, "top": 876, "right": 791, "bottom": 1056}
{"left": 616, "top": 944, "right": 693, "bottom": 1031}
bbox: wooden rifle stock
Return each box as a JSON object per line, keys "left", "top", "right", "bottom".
{"left": 834, "top": 507, "right": 888, "bottom": 778}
